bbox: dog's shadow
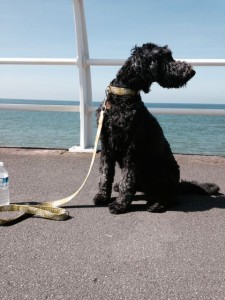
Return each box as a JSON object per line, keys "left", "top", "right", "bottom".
{"left": 65, "top": 194, "right": 225, "bottom": 213}
{"left": 172, "top": 194, "right": 225, "bottom": 213}
{"left": 125, "top": 193, "right": 225, "bottom": 213}
{"left": 5, "top": 194, "right": 224, "bottom": 226}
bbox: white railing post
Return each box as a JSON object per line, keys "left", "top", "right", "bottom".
{"left": 70, "top": 0, "right": 93, "bottom": 152}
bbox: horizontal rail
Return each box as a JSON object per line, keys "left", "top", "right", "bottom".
{"left": 86, "top": 58, "right": 125, "bottom": 66}
{"left": 89, "top": 106, "right": 225, "bottom": 116}
{"left": 0, "top": 104, "right": 80, "bottom": 112}
{"left": 0, "top": 58, "right": 225, "bottom": 66}
{"left": 0, "top": 58, "right": 78, "bottom": 65}
{"left": 1, "top": 103, "right": 225, "bottom": 116}
{"left": 184, "top": 59, "right": 225, "bottom": 66}
{"left": 148, "top": 108, "right": 225, "bottom": 116}
{"left": 86, "top": 58, "right": 225, "bottom": 67}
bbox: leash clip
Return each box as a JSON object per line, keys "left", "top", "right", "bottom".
{"left": 102, "top": 85, "right": 112, "bottom": 111}
{"left": 101, "top": 85, "right": 110, "bottom": 111}
{"left": 102, "top": 99, "right": 107, "bottom": 112}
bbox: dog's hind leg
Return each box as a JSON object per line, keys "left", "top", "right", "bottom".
{"left": 109, "top": 162, "right": 136, "bottom": 214}
{"left": 146, "top": 196, "right": 168, "bottom": 213}
{"left": 145, "top": 190, "right": 176, "bottom": 213}
{"left": 93, "top": 149, "right": 115, "bottom": 205}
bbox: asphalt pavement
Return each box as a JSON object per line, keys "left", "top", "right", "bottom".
{"left": 0, "top": 148, "right": 225, "bottom": 300}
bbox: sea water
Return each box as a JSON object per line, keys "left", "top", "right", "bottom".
{"left": 0, "top": 99, "right": 224, "bottom": 156}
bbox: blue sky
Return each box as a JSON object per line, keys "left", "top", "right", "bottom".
{"left": 0, "top": 0, "right": 225, "bottom": 103}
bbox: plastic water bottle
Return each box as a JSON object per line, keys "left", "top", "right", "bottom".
{"left": 0, "top": 162, "right": 9, "bottom": 206}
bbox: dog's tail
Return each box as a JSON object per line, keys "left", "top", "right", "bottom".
{"left": 177, "top": 180, "right": 220, "bottom": 195}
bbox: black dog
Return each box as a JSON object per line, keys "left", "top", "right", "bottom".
{"left": 93, "top": 42, "right": 220, "bottom": 214}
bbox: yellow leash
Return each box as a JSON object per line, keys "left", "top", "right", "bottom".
{"left": 0, "top": 104, "right": 106, "bottom": 225}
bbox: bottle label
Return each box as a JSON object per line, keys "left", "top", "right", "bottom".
{"left": 0, "top": 177, "right": 9, "bottom": 187}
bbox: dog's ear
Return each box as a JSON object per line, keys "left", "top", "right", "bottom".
{"left": 129, "top": 44, "right": 158, "bottom": 92}
{"left": 116, "top": 45, "right": 156, "bottom": 93}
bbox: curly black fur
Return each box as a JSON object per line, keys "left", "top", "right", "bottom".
{"left": 93, "top": 43, "right": 220, "bottom": 214}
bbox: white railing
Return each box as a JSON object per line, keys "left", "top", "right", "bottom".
{"left": 1, "top": 57, "right": 225, "bottom": 67}
{"left": 0, "top": 0, "right": 225, "bottom": 151}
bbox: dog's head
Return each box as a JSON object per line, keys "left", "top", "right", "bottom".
{"left": 116, "top": 43, "right": 195, "bottom": 93}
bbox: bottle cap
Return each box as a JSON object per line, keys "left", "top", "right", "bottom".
{"left": 0, "top": 162, "right": 4, "bottom": 167}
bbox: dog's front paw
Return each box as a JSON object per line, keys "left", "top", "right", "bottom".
{"left": 109, "top": 201, "right": 128, "bottom": 214}
{"left": 93, "top": 193, "right": 111, "bottom": 206}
